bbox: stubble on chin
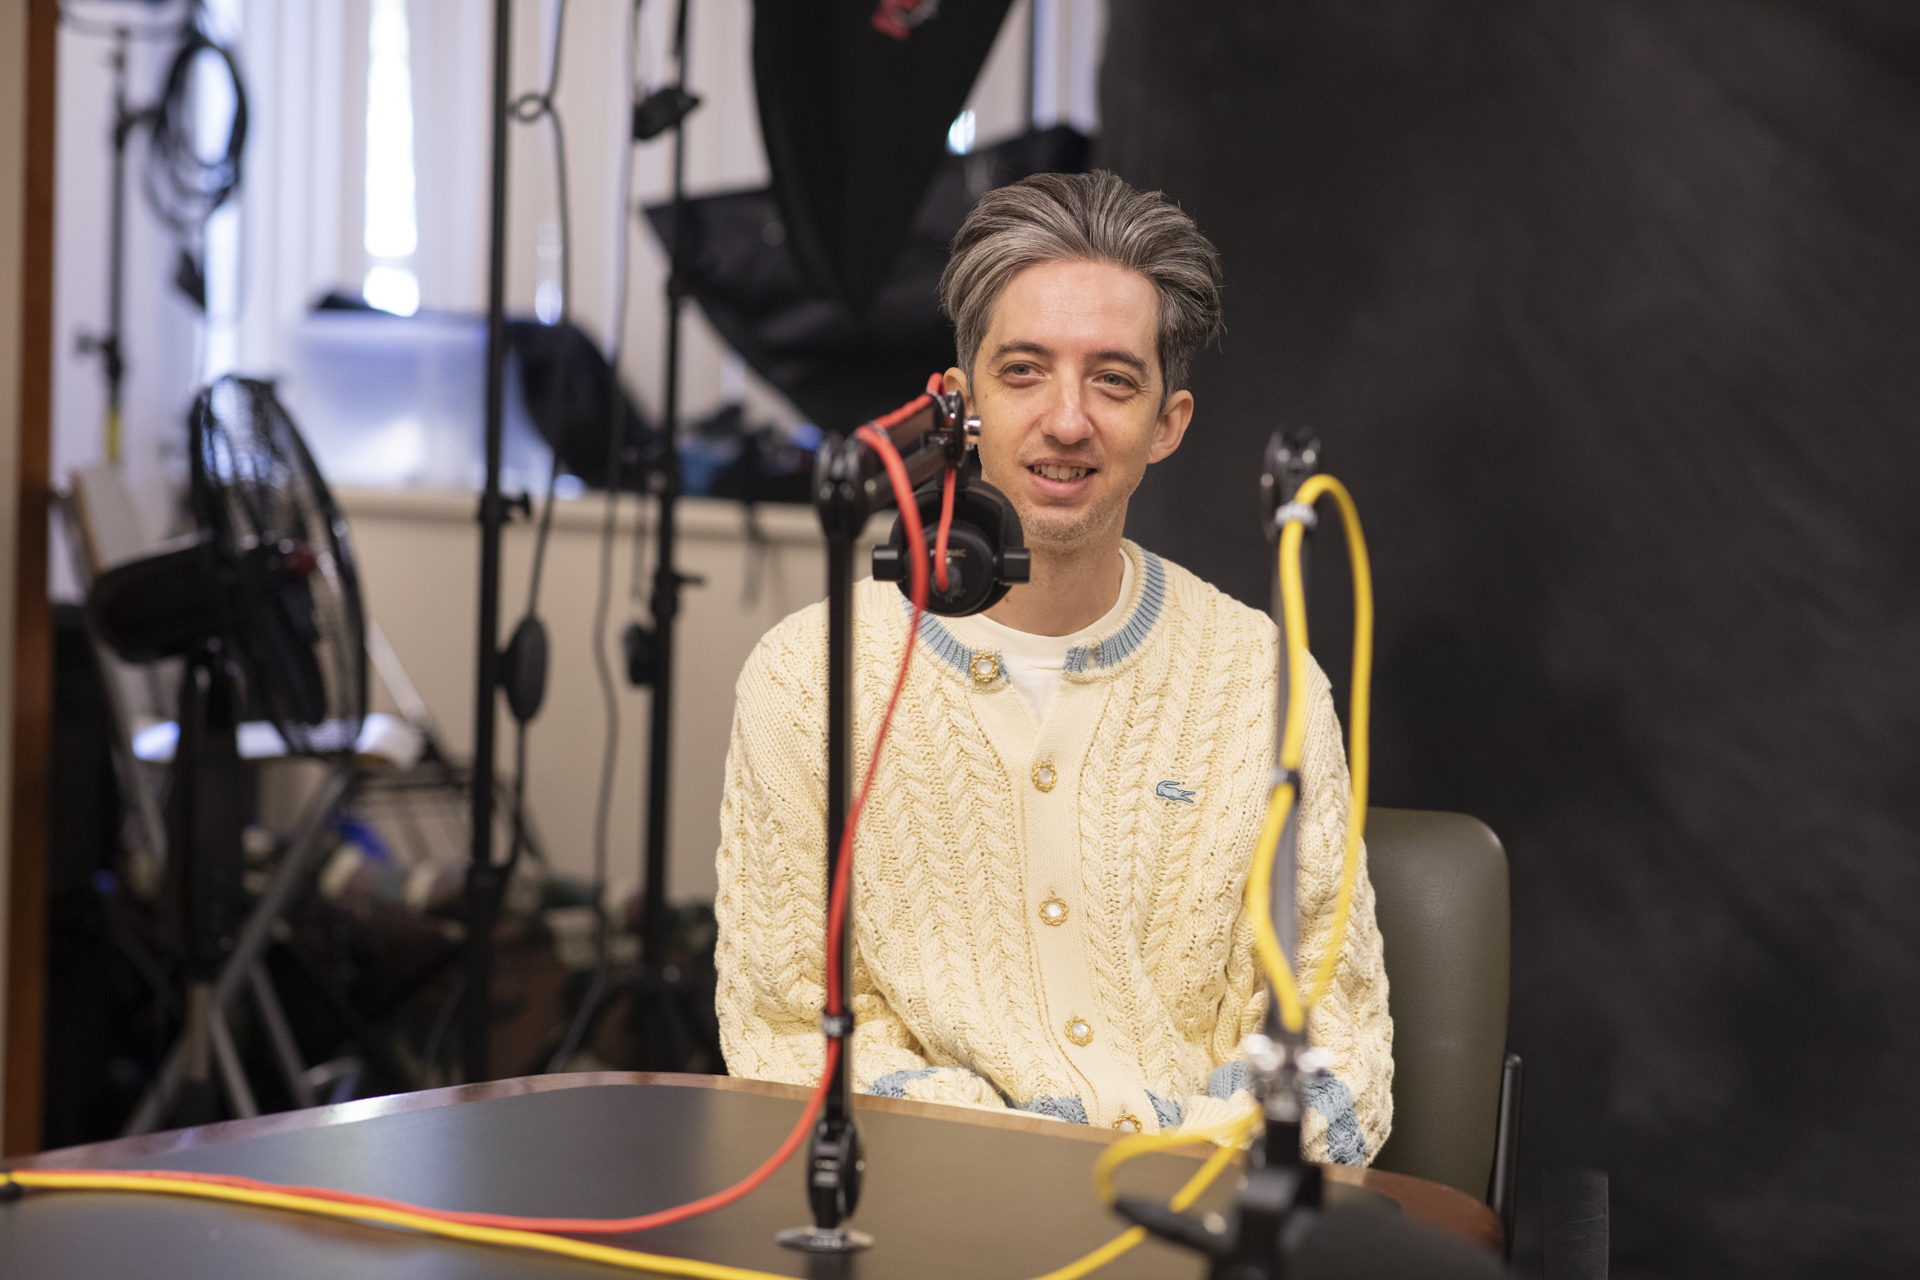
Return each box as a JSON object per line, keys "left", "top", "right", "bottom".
{"left": 1012, "top": 492, "right": 1123, "bottom": 555}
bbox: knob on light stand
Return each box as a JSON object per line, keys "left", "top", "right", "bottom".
{"left": 777, "top": 385, "right": 1028, "bottom": 1254}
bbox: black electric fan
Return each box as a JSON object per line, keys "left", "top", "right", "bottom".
{"left": 87, "top": 374, "right": 366, "bottom": 1125}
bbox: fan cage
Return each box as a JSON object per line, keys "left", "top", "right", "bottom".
{"left": 189, "top": 376, "right": 367, "bottom": 756}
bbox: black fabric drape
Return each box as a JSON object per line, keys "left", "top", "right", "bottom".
{"left": 1102, "top": 3, "right": 1920, "bottom": 1275}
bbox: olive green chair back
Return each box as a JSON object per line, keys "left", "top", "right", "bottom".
{"left": 1362, "top": 807, "right": 1512, "bottom": 1203}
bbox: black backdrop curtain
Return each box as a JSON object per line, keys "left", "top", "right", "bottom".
{"left": 1102, "top": 3, "right": 1920, "bottom": 1276}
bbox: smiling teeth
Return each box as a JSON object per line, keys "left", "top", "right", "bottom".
{"left": 1034, "top": 465, "right": 1090, "bottom": 481}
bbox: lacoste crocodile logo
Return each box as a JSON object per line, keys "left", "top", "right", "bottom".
{"left": 1154, "top": 780, "right": 1197, "bottom": 804}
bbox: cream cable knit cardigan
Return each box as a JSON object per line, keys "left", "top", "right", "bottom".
{"left": 714, "top": 542, "right": 1393, "bottom": 1163}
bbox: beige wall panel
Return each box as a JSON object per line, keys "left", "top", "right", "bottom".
{"left": 340, "top": 489, "right": 878, "bottom": 905}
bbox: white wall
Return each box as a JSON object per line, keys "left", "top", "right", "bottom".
{"left": 46, "top": 0, "right": 1112, "bottom": 549}
{"left": 44, "top": 1, "right": 1103, "bottom": 906}
{"left": 342, "top": 490, "right": 880, "bottom": 904}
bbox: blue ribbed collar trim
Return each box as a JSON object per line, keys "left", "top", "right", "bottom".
{"left": 899, "top": 546, "right": 1168, "bottom": 685}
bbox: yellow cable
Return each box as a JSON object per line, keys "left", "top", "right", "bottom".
{"left": 10, "top": 1117, "right": 1251, "bottom": 1280}
{"left": 1036, "top": 1111, "right": 1259, "bottom": 1280}
{"left": 3, "top": 481, "right": 1371, "bottom": 1280}
{"left": 6, "top": 1170, "right": 771, "bottom": 1279}
{"left": 1089, "top": 1111, "right": 1260, "bottom": 1206}
{"left": 1245, "top": 473, "right": 1374, "bottom": 1033}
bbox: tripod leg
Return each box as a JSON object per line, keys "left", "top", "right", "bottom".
{"left": 121, "top": 1039, "right": 186, "bottom": 1137}
{"left": 173, "top": 981, "right": 222, "bottom": 1126}
{"left": 250, "top": 963, "right": 317, "bottom": 1109}
{"left": 212, "top": 765, "right": 358, "bottom": 1009}
{"left": 207, "top": 1000, "right": 259, "bottom": 1119}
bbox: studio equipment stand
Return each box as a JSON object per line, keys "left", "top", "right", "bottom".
{"left": 468, "top": 0, "right": 707, "bottom": 1082}
{"left": 463, "top": 0, "right": 518, "bottom": 1085}
{"left": 620, "top": 0, "right": 703, "bottom": 996}
{"left": 73, "top": 7, "right": 247, "bottom": 463}
{"left": 547, "top": 0, "right": 706, "bottom": 1075}
{"left": 74, "top": 26, "right": 141, "bottom": 466}
{"left": 777, "top": 386, "right": 1028, "bottom": 1253}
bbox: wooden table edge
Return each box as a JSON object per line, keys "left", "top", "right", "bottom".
{"left": 8, "top": 1071, "right": 1501, "bottom": 1254}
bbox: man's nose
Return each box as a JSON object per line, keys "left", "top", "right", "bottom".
{"left": 1037, "top": 381, "right": 1096, "bottom": 446}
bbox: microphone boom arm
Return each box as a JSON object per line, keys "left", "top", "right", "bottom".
{"left": 780, "top": 383, "right": 1012, "bottom": 1254}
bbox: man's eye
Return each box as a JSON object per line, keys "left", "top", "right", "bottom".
{"left": 1003, "top": 363, "right": 1035, "bottom": 377}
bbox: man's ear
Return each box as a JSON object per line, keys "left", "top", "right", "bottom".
{"left": 942, "top": 366, "right": 971, "bottom": 412}
{"left": 1148, "top": 388, "right": 1194, "bottom": 464}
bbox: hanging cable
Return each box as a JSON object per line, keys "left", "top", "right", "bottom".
{"left": 517, "top": 0, "right": 575, "bottom": 620}
{"left": 1246, "top": 473, "right": 1374, "bottom": 1034}
{"left": 488, "top": 0, "right": 576, "bottom": 923}
{"left": 627, "top": 0, "right": 692, "bottom": 615}
{"left": 550, "top": 0, "right": 647, "bottom": 1072}
{"left": 139, "top": 3, "right": 249, "bottom": 301}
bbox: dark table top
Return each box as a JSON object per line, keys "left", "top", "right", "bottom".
{"left": 2, "top": 1073, "right": 1500, "bottom": 1278}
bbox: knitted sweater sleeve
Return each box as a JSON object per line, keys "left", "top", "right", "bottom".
{"left": 713, "top": 611, "right": 1009, "bottom": 1112}
{"left": 1176, "top": 658, "right": 1394, "bottom": 1165}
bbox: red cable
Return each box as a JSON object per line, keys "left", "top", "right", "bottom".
{"left": 933, "top": 464, "right": 957, "bottom": 592}
{"left": 27, "top": 1039, "right": 840, "bottom": 1236}
{"left": 924, "top": 371, "right": 959, "bottom": 593}
{"left": 829, "top": 423, "right": 930, "bottom": 1014}
{"left": 27, "top": 392, "right": 948, "bottom": 1245}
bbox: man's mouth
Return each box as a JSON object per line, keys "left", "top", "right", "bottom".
{"left": 1029, "top": 463, "right": 1093, "bottom": 483}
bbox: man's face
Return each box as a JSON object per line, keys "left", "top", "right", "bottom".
{"left": 945, "top": 259, "right": 1193, "bottom": 554}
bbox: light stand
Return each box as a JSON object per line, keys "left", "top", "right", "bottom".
{"left": 75, "top": 27, "right": 144, "bottom": 466}
{"left": 555, "top": 0, "right": 704, "bottom": 1073}
{"left": 625, "top": 0, "right": 701, "bottom": 980}
{"left": 777, "top": 389, "right": 1028, "bottom": 1253}
{"left": 463, "top": 0, "right": 517, "bottom": 1086}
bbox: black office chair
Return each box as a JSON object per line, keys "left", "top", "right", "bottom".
{"left": 1363, "top": 807, "right": 1524, "bottom": 1257}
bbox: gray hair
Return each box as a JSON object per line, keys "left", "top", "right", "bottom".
{"left": 939, "top": 170, "right": 1224, "bottom": 398}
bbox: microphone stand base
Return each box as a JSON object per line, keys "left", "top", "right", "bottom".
{"left": 775, "top": 1226, "right": 874, "bottom": 1253}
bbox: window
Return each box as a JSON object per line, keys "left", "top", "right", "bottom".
{"left": 363, "top": 0, "right": 419, "bottom": 316}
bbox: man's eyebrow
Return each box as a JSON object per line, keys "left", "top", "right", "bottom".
{"left": 1090, "top": 348, "right": 1151, "bottom": 377}
{"left": 988, "top": 341, "right": 1052, "bottom": 363}
{"left": 987, "top": 342, "right": 1152, "bottom": 378}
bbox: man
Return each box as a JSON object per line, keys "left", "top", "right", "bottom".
{"left": 715, "top": 171, "right": 1391, "bottom": 1163}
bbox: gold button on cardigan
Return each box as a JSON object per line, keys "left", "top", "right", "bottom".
{"left": 714, "top": 542, "right": 1393, "bottom": 1161}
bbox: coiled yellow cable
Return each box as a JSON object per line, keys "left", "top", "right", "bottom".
{"left": 1246, "top": 473, "right": 1374, "bottom": 1034}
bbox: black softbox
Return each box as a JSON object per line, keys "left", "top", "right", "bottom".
{"left": 752, "top": 0, "right": 1016, "bottom": 315}
{"left": 646, "top": 126, "right": 1091, "bottom": 433}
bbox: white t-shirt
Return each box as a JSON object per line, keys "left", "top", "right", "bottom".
{"left": 944, "top": 549, "right": 1134, "bottom": 727}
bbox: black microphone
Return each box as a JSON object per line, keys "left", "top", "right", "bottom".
{"left": 871, "top": 475, "right": 1030, "bottom": 616}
